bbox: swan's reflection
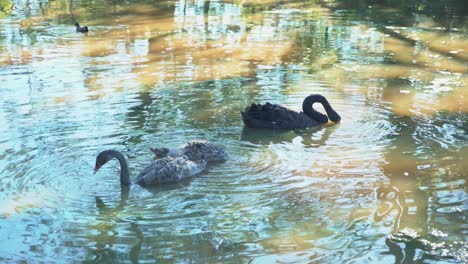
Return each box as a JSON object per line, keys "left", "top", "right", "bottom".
{"left": 95, "top": 186, "right": 130, "bottom": 214}
{"left": 142, "top": 177, "right": 193, "bottom": 193}
{"left": 91, "top": 180, "right": 192, "bottom": 262}
{"left": 92, "top": 186, "right": 141, "bottom": 262}
{"left": 94, "top": 179, "right": 192, "bottom": 214}
{"left": 240, "top": 125, "right": 333, "bottom": 147}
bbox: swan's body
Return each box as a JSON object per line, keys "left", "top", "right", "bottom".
{"left": 241, "top": 94, "right": 341, "bottom": 130}
{"left": 75, "top": 23, "right": 88, "bottom": 33}
{"left": 94, "top": 150, "right": 206, "bottom": 187}
{"left": 151, "top": 140, "right": 228, "bottom": 162}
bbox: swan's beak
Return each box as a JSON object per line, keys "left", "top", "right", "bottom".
{"left": 94, "top": 164, "right": 101, "bottom": 174}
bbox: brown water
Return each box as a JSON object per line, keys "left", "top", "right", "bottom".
{"left": 0, "top": 0, "right": 467, "bottom": 263}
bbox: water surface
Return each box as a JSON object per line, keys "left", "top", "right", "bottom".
{"left": 0, "top": 0, "right": 467, "bottom": 263}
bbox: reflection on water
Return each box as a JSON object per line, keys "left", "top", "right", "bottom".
{"left": 0, "top": 0, "right": 467, "bottom": 263}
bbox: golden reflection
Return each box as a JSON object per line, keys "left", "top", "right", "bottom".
{"left": 70, "top": 1, "right": 296, "bottom": 90}
{"left": 0, "top": 190, "right": 51, "bottom": 217}
{"left": 382, "top": 84, "right": 416, "bottom": 117}
{"left": 438, "top": 87, "right": 468, "bottom": 112}
{"left": 411, "top": 31, "right": 468, "bottom": 61}
{"left": 318, "top": 59, "right": 467, "bottom": 117}
{"left": 132, "top": 65, "right": 165, "bottom": 88}
{"left": 79, "top": 38, "right": 117, "bottom": 57}
{"left": 225, "top": 0, "right": 280, "bottom": 7}
{"left": 260, "top": 233, "right": 313, "bottom": 252}
{"left": 100, "top": 16, "right": 175, "bottom": 40}
{"left": 382, "top": 27, "right": 467, "bottom": 74}
{"left": 4, "top": 0, "right": 465, "bottom": 114}
{"left": 358, "top": 65, "right": 434, "bottom": 83}
{"left": 83, "top": 75, "right": 113, "bottom": 99}
{"left": 129, "top": 25, "right": 294, "bottom": 86}
{"left": 0, "top": 47, "right": 34, "bottom": 65}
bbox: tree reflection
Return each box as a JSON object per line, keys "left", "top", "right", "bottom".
{"left": 326, "top": 0, "right": 468, "bottom": 27}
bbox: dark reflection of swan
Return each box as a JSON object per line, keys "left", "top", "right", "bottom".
{"left": 95, "top": 186, "right": 130, "bottom": 214}
{"left": 91, "top": 179, "right": 203, "bottom": 262}
{"left": 93, "top": 187, "right": 144, "bottom": 263}
{"left": 94, "top": 150, "right": 206, "bottom": 187}
{"left": 241, "top": 123, "right": 334, "bottom": 147}
{"left": 241, "top": 128, "right": 299, "bottom": 145}
{"left": 150, "top": 140, "right": 228, "bottom": 162}
{"left": 241, "top": 94, "right": 341, "bottom": 130}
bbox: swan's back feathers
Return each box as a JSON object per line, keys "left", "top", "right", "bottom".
{"left": 183, "top": 140, "right": 228, "bottom": 161}
{"left": 242, "top": 103, "right": 321, "bottom": 129}
{"left": 135, "top": 156, "right": 206, "bottom": 186}
{"left": 151, "top": 140, "right": 228, "bottom": 162}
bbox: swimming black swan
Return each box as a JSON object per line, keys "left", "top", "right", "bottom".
{"left": 241, "top": 94, "right": 341, "bottom": 130}
{"left": 150, "top": 140, "right": 228, "bottom": 162}
{"left": 75, "top": 23, "right": 88, "bottom": 33}
{"left": 94, "top": 150, "right": 206, "bottom": 186}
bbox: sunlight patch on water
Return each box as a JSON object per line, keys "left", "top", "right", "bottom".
{"left": 0, "top": 188, "right": 56, "bottom": 217}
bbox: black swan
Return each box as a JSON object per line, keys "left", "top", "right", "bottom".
{"left": 150, "top": 140, "right": 228, "bottom": 162}
{"left": 94, "top": 150, "right": 206, "bottom": 186}
{"left": 75, "top": 23, "right": 88, "bottom": 33}
{"left": 241, "top": 94, "right": 341, "bottom": 130}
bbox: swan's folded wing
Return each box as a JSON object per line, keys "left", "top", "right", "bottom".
{"left": 136, "top": 158, "right": 180, "bottom": 185}
{"left": 136, "top": 156, "right": 207, "bottom": 186}
{"left": 183, "top": 141, "right": 228, "bottom": 162}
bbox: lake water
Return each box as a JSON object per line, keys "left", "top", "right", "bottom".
{"left": 0, "top": 0, "right": 467, "bottom": 263}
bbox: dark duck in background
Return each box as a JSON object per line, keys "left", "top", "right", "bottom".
{"left": 241, "top": 94, "right": 341, "bottom": 130}
{"left": 75, "top": 23, "right": 88, "bottom": 33}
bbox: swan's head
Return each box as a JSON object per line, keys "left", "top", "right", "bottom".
{"left": 328, "top": 110, "right": 341, "bottom": 123}
{"left": 150, "top": 147, "right": 170, "bottom": 158}
{"left": 94, "top": 150, "right": 115, "bottom": 173}
{"left": 75, "top": 23, "right": 80, "bottom": 27}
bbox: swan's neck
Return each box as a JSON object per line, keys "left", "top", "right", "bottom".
{"left": 111, "top": 150, "right": 131, "bottom": 186}
{"left": 302, "top": 95, "right": 329, "bottom": 123}
{"left": 302, "top": 94, "right": 341, "bottom": 123}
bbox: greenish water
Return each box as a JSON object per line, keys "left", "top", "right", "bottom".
{"left": 0, "top": 0, "right": 467, "bottom": 263}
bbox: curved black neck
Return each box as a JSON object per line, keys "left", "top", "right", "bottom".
{"left": 109, "top": 150, "right": 132, "bottom": 186}
{"left": 302, "top": 94, "right": 341, "bottom": 123}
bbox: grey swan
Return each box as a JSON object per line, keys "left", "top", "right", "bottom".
{"left": 150, "top": 140, "right": 228, "bottom": 162}
{"left": 75, "top": 23, "right": 88, "bottom": 33}
{"left": 241, "top": 94, "right": 341, "bottom": 130}
{"left": 94, "top": 150, "right": 206, "bottom": 186}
